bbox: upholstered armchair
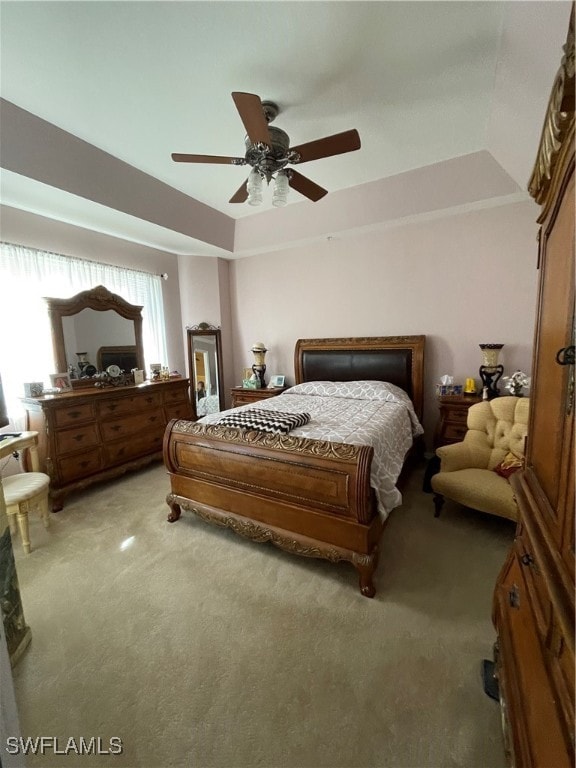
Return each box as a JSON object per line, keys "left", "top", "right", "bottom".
{"left": 432, "top": 397, "right": 530, "bottom": 522}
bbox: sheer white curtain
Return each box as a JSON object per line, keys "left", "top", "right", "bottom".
{"left": 0, "top": 242, "right": 168, "bottom": 426}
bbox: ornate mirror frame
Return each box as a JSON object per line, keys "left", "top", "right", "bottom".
{"left": 45, "top": 285, "right": 145, "bottom": 386}
{"left": 186, "top": 324, "right": 224, "bottom": 419}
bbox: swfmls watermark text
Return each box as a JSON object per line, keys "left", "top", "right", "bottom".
{"left": 5, "top": 736, "right": 123, "bottom": 756}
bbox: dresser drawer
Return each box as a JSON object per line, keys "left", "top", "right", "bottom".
{"left": 100, "top": 410, "right": 165, "bottom": 442}
{"left": 55, "top": 423, "right": 100, "bottom": 455}
{"left": 232, "top": 392, "right": 256, "bottom": 406}
{"left": 514, "top": 535, "right": 551, "bottom": 639}
{"left": 53, "top": 402, "right": 96, "bottom": 427}
{"left": 443, "top": 423, "right": 468, "bottom": 442}
{"left": 57, "top": 448, "right": 103, "bottom": 482}
{"left": 495, "top": 559, "right": 573, "bottom": 768}
{"left": 443, "top": 406, "right": 469, "bottom": 424}
{"left": 104, "top": 432, "right": 164, "bottom": 465}
{"left": 230, "top": 387, "right": 286, "bottom": 407}
{"left": 547, "top": 617, "right": 576, "bottom": 752}
{"left": 163, "top": 385, "right": 190, "bottom": 405}
{"left": 165, "top": 402, "right": 193, "bottom": 421}
{"left": 97, "top": 391, "right": 162, "bottom": 418}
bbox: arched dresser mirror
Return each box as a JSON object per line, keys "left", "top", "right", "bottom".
{"left": 186, "top": 324, "right": 224, "bottom": 419}
{"left": 45, "top": 285, "right": 145, "bottom": 385}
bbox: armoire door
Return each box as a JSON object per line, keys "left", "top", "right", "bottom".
{"left": 526, "top": 162, "right": 574, "bottom": 556}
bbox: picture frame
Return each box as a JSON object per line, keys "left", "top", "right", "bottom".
{"left": 23, "top": 381, "right": 44, "bottom": 398}
{"left": 270, "top": 374, "right": 285, "bottom": 388}
{"left": 49, "top": 372, "right": 72, "bottom": 392}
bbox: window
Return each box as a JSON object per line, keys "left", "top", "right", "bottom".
{"left": 0, "top": 242, "right": 168, "bottom": 426}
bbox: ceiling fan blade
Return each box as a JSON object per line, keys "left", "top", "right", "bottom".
{"left": 289, "top": 170, "right": 328, "bottom": 202}
{"left": 290, "top": 129, "right": 361, "bottom": 164}
{"left": 229, "top": 180, "right": 248, "bottom": 204}
{"left": 231, "top": 92, "right": 271, "bottom": 147}
{"left": 172, "top": 153, "right": 245, "bottom": 165}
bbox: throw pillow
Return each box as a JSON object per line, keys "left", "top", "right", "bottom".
{"left": 493, "top": 451, "right": 524, "bottom": 479}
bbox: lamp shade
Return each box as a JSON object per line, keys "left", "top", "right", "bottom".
{"left": 251, "top": 342, "right": 267, "bottom": 367}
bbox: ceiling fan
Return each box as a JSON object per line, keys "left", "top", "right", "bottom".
{"left": 171, "top": 92, "right": 361, "bottom": 206}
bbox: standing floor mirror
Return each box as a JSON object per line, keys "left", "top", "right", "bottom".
{"left": 186, "top": 324, "right": 224, "bottom": 419}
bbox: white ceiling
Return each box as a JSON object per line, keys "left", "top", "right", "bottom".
{"left": 0, "top": 1, "right": 571, "bottom": 257}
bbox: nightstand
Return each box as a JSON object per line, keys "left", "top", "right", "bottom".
{"left": 230, "top": 386, "right": 287, "bottom": 408}
{"left": 434, "top": 394, "right": 482, "bottom": 447}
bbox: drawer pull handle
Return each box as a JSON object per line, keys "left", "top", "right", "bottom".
{"left": 520, "top": 553, "right": 534, "bottom": 567}
{"left": 68, "top": 410, "right": 82, "bottom": 419}
{"left": 508, "top": 585, "right": 520, "bottom": 609}
{"left": 74, "top": 435, "right": 85, "bottom": 442}
{"left": 107, "top": 404, "right": 118, "bottom": 412}
{"left": 80, "top": 461, "right": 90, "bottom": 468}
{"left": 556, "top": 345, "right": 575, "bottom": 366}
{"left": 110, "top": 425, "right": 122, "bottom": 432}
{"left": 146, "top": 397, "right": 154, "bottom": 404}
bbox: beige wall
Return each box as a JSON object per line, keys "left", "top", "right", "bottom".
{"left": 176, "top": 254, "right": 234, "bottom": 406}
{"left": 228, "top": 199, "right": 540, "bottom": 447}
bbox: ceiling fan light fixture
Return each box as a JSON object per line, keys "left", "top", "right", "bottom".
{"left": 272, "top": 171, "right": 289, "bottom": 207}
{"left": 247, "top": 168, "right": 263, "bottom": 206}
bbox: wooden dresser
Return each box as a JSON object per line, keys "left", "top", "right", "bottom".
{"left": 22, "top": 378, "right": 192, "bottom": 510}
{"left": 230, "top": 386, "right": 287, "bottom": 407}
{"left": 492, "top": 10, "right": 574, "bottom": 767}
{"left": 434, "top": 394, "right": 482, "bottom": 447}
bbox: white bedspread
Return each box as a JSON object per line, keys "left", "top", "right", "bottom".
{"left": 200, "top": 380, "right": 423, "bottom": 517}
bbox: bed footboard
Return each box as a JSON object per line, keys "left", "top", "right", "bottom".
{"left": 163, "top": 419, "right": 383, "bottom": 596}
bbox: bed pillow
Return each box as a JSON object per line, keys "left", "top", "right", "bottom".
{"left": 284, "top": 380, "right": 410, "bottom": 404}
{"left": 218, "top": 409, "right": 311, "bottom": 435}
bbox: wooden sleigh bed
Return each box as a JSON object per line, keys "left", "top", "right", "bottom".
{"left": 163, "top": 335, "right": 425, "bottom": 597}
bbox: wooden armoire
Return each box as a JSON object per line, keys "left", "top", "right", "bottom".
{"left": 492, "top": 7, "right": 575, "bottom": 767}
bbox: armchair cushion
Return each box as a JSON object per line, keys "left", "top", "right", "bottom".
{"left": 433, "top": 468, "right": 519, "bottom": 520}
{"left": 432, "top": 396, "right": 529, "bottom": 522}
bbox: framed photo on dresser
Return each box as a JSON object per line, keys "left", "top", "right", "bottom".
{"left": 49, "top": 372, "right": 72, "bottom": 392}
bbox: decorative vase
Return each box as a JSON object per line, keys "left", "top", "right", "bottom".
{"left": 479, "top": 344, "right": 504, "bottom": 400}
{"left": 251, "top": 342, "right": 268, "bottom": 388}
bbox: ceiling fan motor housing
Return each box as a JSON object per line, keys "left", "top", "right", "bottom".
{"left": 245, "top": 126, "right": 291, "bottom": 179}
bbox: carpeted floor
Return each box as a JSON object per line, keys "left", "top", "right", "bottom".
{"left": 10, "top": 460, "right": 514, "bottom": 768}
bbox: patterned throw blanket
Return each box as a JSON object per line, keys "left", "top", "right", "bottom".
{"left": 217, "top": 408, "right": 311, "bottom": 435}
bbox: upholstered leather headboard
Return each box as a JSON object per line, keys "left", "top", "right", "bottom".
{"left": 294, "top": 336, "right": 425, "bottom": 421}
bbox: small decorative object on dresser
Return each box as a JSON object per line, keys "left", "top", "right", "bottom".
{"left": 149, "top": 363, "right": 162, "bottom": 381}
{"left": 270, "top": 374, "right": 285, "bottom": 387}
{"left": 49, "top": 372, "right": 72, "bottom": 392}
{"left": 231, "top": 385, "right": 286, "bottom": 408}
{"left": 23, "top": 382, "right": 44, "bottom": 398}
{"left": 502, "top": 370, "right": 531, "bottom": 397}
{"left": 434, "top": 393, "right": 482, "bottom": 448}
